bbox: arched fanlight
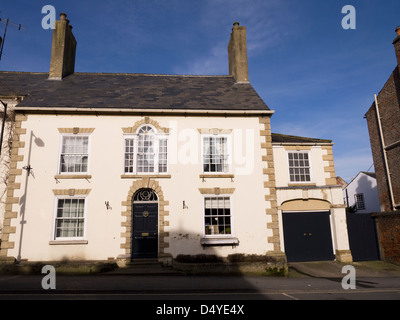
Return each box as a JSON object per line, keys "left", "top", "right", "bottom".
{"left": 133, "top": 188, "right": 158, "bottom": 202}
{"left": 138, "top": 125, "right": 155, "bottom": 135}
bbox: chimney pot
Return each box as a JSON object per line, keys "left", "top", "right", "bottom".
{"left": 233, "top": 21, "right": 240, "bottom": 27}
{"left": 60, "top": 13, "right": 67, "bottom": 20}
{"left": 396, "top": 26, "right": 400, "bottom": 37}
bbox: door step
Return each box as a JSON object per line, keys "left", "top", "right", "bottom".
{"left": 127, "top": 258, "right": 161, "bottom": 266}
{"left": 106, "top": 258, "right": 185, "bottom": 275}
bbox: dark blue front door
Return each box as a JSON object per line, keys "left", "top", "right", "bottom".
{"left": 132, "top": 202, "right": 158, "bottom": 259}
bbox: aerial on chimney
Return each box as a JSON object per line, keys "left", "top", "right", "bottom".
{"left": 228, "top": 21, "right": 249, "bottom": 83}
{"left": 49, "top": 13, "right": 77, "bottom": 80}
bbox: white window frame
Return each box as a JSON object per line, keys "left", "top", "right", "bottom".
{"left": 123, "top": 124, "right": 169, "bottom": 175}
{"left": 51, "top": 195, "right": 88, "bottom": 241}
{"left": 201, "top": 134, "right": 232, "bottom": 174}
{"left": 355, "top": 193, "right": 365, "bottom": 210}
{"left": 58, "top": 133, "right": 91, "bottom": 175}
{"left": 287, "top": 151, "right": 313, "bottom": 183}
{"left": 202, "top": 194, "right": 234, "bottom": 238}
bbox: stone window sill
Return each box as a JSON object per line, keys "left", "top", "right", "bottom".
{"left": 200, "top": 237, "right": 239, "bottom": 246}
{"left": 121, "top": 174, "right": 171, "bottom": 179}
{"left": 55, "top": 174, "right": 92, "bottom": 180}
{"left": 287, "top": 183, "right": 316, "bottom": 187}
{"left": 200, "top": 174, "right": 234, "bottom": 179}
{"left": 49, "top": 240, "right": 88, "bottom": 245}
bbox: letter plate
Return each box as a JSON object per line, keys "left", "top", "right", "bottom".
{"left": 142, "top": 232, "right": 149, "bottom": 237}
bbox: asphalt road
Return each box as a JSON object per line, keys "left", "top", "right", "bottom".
{"left": 1, "top": 273, "right": 400, "bottom": 300}
{"left": 0, "top": 272, "right": 398, "bottom": 319}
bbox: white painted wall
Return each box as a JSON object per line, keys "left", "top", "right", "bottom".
{"left": 8, "top": 114, "right": 274, "bottom": 261}
{"left": 343, "top": 172, "right": 380, "bottom": 213}
{"left": 272, "top": 145, "right": 331, "bottom": 187}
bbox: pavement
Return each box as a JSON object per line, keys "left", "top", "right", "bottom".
{"left": 2, "top": 258, "right": 400, "bottom": 278}
{"left": 287, "top": 260, "right": 400, "bottom": 278}
{"left": 103, "top": 259, "right": 400, "bottom": 278}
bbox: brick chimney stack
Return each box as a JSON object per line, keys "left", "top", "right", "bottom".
{"left": 393, "top": 26, "right": 400, "bottom": 67}
{"left": 228, "top": 22, "right": 249, "bottom": 83}
{"left": 49, "top": 13, "right": 77, "bottom": 80}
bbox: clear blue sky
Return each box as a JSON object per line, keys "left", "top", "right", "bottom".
{"left": 1, "top": 0, "right": 400, "bottom": 182}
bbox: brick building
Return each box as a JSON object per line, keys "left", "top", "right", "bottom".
{"left": 365, "top": 27, "right": 400, "bottom": 265}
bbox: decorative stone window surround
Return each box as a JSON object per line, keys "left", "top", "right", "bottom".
{"left": 55, "top": 128, "right": 95, "bottom": 180}
{"left": 58, "top": 128, "right": 95, "bottom": 134}
{"left": 50, "top": 188, "right": 91, "bottom": 245}
{"left": 283, "top": 145, "right": 337, "bottom": 186}
{"left": 122, "top": 117, "right": 170, "bottom": 134}
{"left": 198, "top": 188, "right": 235, "bottom": 195}
{"left": 198, "top": 188, "right": 238, "bottom": 246}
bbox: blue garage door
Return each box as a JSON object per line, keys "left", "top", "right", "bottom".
{"left": 283, "top": 211, "right": 335, "bottom": 262}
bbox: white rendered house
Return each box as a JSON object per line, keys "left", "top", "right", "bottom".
{"left": 0, "top": 15, "right": 352, "bottom": 265}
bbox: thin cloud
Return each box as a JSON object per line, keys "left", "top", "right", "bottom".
{"left": 334, "top": 153, "right": 374, "bottom": 182}
{"left": 174, "top": 0, "right": 295, "bottom": 75}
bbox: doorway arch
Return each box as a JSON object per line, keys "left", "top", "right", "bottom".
{"left": 121, "top": 178, "right": 170, "bottom": 261}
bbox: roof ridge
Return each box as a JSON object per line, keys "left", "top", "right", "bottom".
{"left": 73, "top": 72, "right": 233, "bottom": 78}
{"left": 0, "top": 71, "right": 47, "bottom": 75}
{"left": 0, "top": 71, "right": 235, "bottom": 78}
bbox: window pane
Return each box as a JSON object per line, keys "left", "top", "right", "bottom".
{"left": 137, "top": 128, "right": 155, "bottom": 173}
{"left": 124, "top": 139, "right": 135, "bottom": 173}
{"left": 203, "top": 136, "right": 228, "bottom": 173}
{"left": 158, "top": 138, "right": 168, "bottom": 173}
{"left": 55, "top": 198, "right": 85, "bottom": 239}
{"left": 288, "top": 152, "right": 311, "bottom": 182}
{"left": 204, "top": 197, "right": 232, "bottom": 235}
{"left": 60, "top": 136, "right": 89, "bottom": 173}
{"left": 355, "top": 194, "right": 365, "bottom": 210}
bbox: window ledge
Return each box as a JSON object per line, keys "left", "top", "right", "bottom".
{"left": 200, "top": 237, "right": 239, "bottom": 246}
{"left": 287, "top": 183, "right": 316, "bottom": 187}
{"left": 49, "top": 240, "right": 88, "bottom": 245}
{"left": 121, "top": 174, "right": 171, "bottom": 179}
{"left": 55, "top": 174, "right": 92, "bottom": 180}
{"left": 200, "top": 174, "right": 234, "bottom": 179}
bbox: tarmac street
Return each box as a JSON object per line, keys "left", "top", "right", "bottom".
{"left": 0, "top": 261, "right": 399, "bottom": 303}
{"left": 0, "top": 274, "right": 400, "bottom": 301}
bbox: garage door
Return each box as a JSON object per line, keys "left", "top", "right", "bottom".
{"left": 283, "top": 211, "right": 335, "bottom": 262}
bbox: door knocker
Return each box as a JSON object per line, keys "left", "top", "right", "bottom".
{"left": 143, "top": 211, "right": 149, "bottom": 218}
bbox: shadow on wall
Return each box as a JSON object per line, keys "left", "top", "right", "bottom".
{"left": 347, "top": 174, "right": 378, "bottom": 213}
{"left": 17, "top": 131, "right": 45, "bottom": 262}
{"left": 161, "top": 228, "right": 287, "bottom": 276}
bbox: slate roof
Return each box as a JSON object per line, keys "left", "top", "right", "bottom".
{"left": 271, "top": 133, "right": 332, "bottom": 144}
{"left": 0, "top": 72, "right": 270, "bottom": 111}
{"left": 361, "top": 172, "right": 376, "bottom": 179}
